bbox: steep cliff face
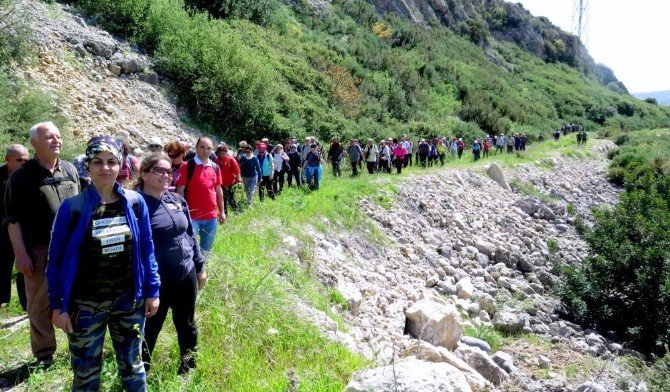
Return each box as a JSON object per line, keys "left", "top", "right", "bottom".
{"left": 363, "top": 0, "right": 627, "bottom": 92}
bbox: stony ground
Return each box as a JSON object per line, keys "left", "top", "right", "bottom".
{"left": 289, "top": 145, "right": 650, "bottom": 391}
{"left": 14, "top": 0, "right": 199, "bottom": 152}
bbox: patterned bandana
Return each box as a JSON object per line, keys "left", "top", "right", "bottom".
{"left": 84, "top": 136, "right": 123, "bottom": 169}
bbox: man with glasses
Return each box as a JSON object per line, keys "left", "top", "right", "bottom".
{"left": 5, "top": 123, "right": 80, "bottom": 367}
{"left": 175, "top": 137, "right": 224, "bottom": 259}
{"left": 1, "top": 144, "right": 29, "bottom": 311}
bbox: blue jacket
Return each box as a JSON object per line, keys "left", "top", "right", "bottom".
{"left": 47, "top": 184, "right": 160, "bottom": 313}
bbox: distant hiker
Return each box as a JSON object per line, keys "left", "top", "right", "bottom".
{"left": 418, "top": 139, "right": 430, "bottom": 167}
{"left": 304, "top": 144, "right": 324, "bottom": 190}
{"left": 327, "top": 137, "right": 344, "bottom": 178}
{"left": 136, "top": 154, "right": 205, "bottom": 375}
{"left": 256, "top": 143, "right": 275, "bottom": 201}
{"left": 495, "top": 134, "right": 505, "bottom": 155}
{"left": 428, "top": 140, "right": 438, "bottom": 167}
{"left": 553, "top": 129, "right": 561, "bottom": 141}
{"left": 392, "top": 143, "right": 407, "bottom": 174}
{"left": 286, "top": 143, "right": 302, "bottom": 187}
{"left": 116, "top": 143, "right": 140, "bottom": 187}
{"left": 272, "top": 144, "right": 289, "bottom": 195}
{"left": 436, "top": 139, "right": 447, "bottom": 166}
{"left": 514, "top": 133, "right": 521, "bottom": 151}
{"left": 482, "top": 138, "right": 491, "bottom": 159}
{"left": 5, "top": 122, "right": 80, "bottom": 367}
{"left": 401, "top": 136, "right": 412, "bottom": 168}
{"left": 457, "top": 138, "right": 465, "bottom": 159}
{"left": 164, "top": 140, "right": 189, "bottom": 190}
{"left": 346, "top": 139, "right": 363, "bottom": 176}
{"left": 239, "top": 144, "right": 262, "bottom": 205}
{"left": 148, "top": 136, "right": 163, "bottom": 154}
{"left": 506, "top": 134, "right": 515, "bottom": 153}
{"left": 176, "top": 137, "right": 225, "bottom": 257}
{"left": 215, "top": 143, "right": 241, "bottom": 214}
{"left": 0, "top": 144, "right": 29, "bottom": 310}
{"left": 379, "top": 140, "right": 392, "bottom": 173}
{"left": 519, "top": 133, "right": 527, "bottom": 151}
{"left": 450, "top": 137, "right": 459, "bottom": 159}
{"left": 364, "top": 139, "right": 379, "bottom": 174}
{"left": 472, "top": 139, "right": 482, "bottom": 161}
{"left": 48, "top": 136, "right": 159, "bottom": 390}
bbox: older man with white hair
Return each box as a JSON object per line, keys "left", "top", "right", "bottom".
{"left": 4, "top": 122, "right": 80, "bottom": 366}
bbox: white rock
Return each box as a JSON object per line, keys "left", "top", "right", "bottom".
{"left": 456, "top": 277, "right": 475, "bottom": 300}
{"left": 405, "top": 297, "right": 464, "bottom": 350}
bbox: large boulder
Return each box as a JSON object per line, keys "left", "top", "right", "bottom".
{"left": 492, "top": 309, "right": 528, "bottom": 333}
{"left": 405, "top": 297, "right": 464, "bottom": 350}
{"left": 345, "top": 359, "right": 472, "bottom": 392}
{"left": 456, "top": 277, "right": 475, "bottom": 300}
{"left": 486, "top": 163, "right": 511, "bottom": 190}
{"left": 455, "top": 345, "right": 509, "bottom": 386}
{"left": 400, "top": 341, "right": 491, "bottom": 391}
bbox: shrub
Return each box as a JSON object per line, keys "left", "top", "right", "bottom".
{"left": 562, "top": 164, "right": 670, "bottom": 356}
{"left": 184, "top": 0, "right": 279, "bottom": 26}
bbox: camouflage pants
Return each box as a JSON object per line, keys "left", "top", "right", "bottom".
{"left": 68, "top": 293, "right": 146, "bottom": 392}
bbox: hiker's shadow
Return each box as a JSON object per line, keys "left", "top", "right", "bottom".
{"left": 0, "top": 363, "right": 30, "bottom": 390}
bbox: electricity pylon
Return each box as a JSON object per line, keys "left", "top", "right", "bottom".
{"left": 572, "top": 0, "right": 589, "bottom": 45}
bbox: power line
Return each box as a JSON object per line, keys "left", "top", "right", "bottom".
{"left": 571, "top": 0, "right": 590, "bottom": 46}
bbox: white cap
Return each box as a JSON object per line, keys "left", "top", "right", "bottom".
{"left": 148, "top": 136, "right": 162, "bottom": 146}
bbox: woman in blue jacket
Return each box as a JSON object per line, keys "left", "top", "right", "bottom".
{"left": 135, "top": 153, "right": 205, "bottom": 374}
{"left": 47, "top": 136, "right": 160, "bottom": 392}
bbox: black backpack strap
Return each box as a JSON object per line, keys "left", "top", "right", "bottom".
{"left": 184, "top": 159, "right": 196, "bottom": 199}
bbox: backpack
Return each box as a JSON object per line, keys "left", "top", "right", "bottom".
{"left": 68, "top": 190, "right": 140, "bottom": 234}
{"left": 185, "top": 158, "right": 220, "bottom": 199}
{"left": 418, "top": 143, "right": 430, "bottom": 154}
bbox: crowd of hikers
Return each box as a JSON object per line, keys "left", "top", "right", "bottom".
{"left": 0, "top": 121, "right": 586, "bottom": 390}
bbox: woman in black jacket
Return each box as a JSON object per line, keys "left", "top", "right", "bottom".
{"left": 136, "top": 153, "right": 206, "bottom": 374}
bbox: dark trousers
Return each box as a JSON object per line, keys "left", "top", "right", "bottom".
{"left": 331, "top": 160, "right": 342, "bottom": 177}
{"left": 507, "top": 145, "right": 514, "bottom": 153}
{"left": 457, "top": 149, "right": 464, "bottom": 159}
{"left": 393, "top": 159, "right": 403, "bottom": 174}
{"left": 350, "top": 161, "right": 359, "bottom": 176}
{"left": 419, "top": 153, "right": 428, "bottom": 167}
{"left": 483, "top": 150, "right": 489, "bottom": 158}
{"left": 259, "top": 175, "right": 275, "bottom": 201}
{"left": 403, "top": 155, "right": 410, "bottom": 168}
{"left": 0, "top": 234, "right": 26, "bottom": 309}
{"left": 272, "top": 170, "right": 286, "bottom": 195}
{"left": 473, "top": 151, "right": 480, "bottom": 161}
{"left": 438, "top": 153, "right": 446, "bottom": 166}
{"left": 366, "top": 161, "right": 376, "bottom": 174}
{"left": 379, "top": 159, "right": 391, "bottom": 173}
{"left": 222, "top": 185, "right": 238, "bottom": 215}
{"left": 287, "top": 166, "right": 301, "bottom": 187}
{"left": 143, "top": 269, "right": 198, "bottom": 371}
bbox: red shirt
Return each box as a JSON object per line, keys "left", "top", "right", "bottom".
{"left": 214, "top": 155, "right": 240, "bottom": 187}
{"left": 175, "top": 158, "right": 222, "bottom": 220}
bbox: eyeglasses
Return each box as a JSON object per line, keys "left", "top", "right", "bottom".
{"left": 148, "top": 144, "right": 162, "bottom": 149}
{"left": 150, "top": 167, "right": 173, "bottom": 176}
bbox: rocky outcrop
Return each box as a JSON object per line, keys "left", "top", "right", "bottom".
{"left": 405, "top": 296, "right": 464, "bottom": 350}
{"left": 13, "top": 0, "right": 198, "bottom": 154}
{"left": 345, "top": 358, "right": 473, "bottom": 392}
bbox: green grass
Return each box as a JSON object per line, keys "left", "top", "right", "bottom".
{"left": 463, "top": 325, "right": 503, "bottom": 353}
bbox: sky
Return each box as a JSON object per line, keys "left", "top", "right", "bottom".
{"left": 513, "top": 0, "right": 670, "bottom": 93}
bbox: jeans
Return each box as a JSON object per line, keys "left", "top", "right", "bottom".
{"left": 192, "top": 219, "right": 218, "bottom": 252}
{"left": 69, "top": 292, "right": 146, "bottom": 391}
{"left": 305, "top": 166, "right": 321, "bottom": 190}
{"left": 242, "top": 176, "right": 258, "bottom": 205}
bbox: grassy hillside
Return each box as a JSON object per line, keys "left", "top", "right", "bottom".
{"left": 66, "top": 0, "right": 670, "bottom": 144}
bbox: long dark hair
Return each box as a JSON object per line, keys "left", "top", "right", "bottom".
{"left": 133, "top": 153, "right": 171, "bottom": 191}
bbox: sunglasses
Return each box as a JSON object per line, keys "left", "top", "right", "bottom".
{"left": 150, "top": 167, "right": 173, "bottom": 176}
{"left": 148, "top": 144, "right": 162, "bottom": 149}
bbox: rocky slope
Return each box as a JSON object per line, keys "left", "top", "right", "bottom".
{"left": 13, "top": 0, "right": 199, "bottom": 153}
{"left": 305, "top": 0, "right": 627, "bottom": 92}
{"left": 289, "top": 144, "right": 649, "bottom": 391}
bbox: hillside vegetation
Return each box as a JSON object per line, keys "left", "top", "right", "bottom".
{"left": 67, "top": 0, "right": 670, "bottom": 143}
